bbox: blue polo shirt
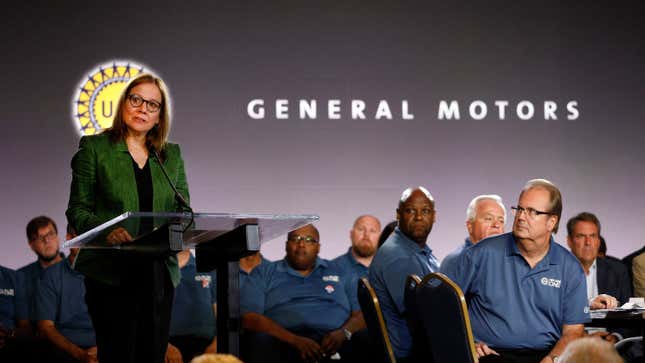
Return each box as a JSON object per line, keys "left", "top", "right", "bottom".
{"left": 368, "top": 227, "right": 440, "bottom": 358}
{"left": 16, "top": 255, "right": 63, "bottom": 321}
{"left": 440, "top": 238, "right": 473, "bottom": 274}
{"left": 35, "top": 258, "right": 95, "bottom": 348}
{"left": 441, "top": 232, "right": 590, "bottom": 350}
{"left": 332, "top": 247, "right": 369, "bottom": 279}
{"left": 0, "top": 265, "right": 16, "bottom": 330}
{"left": 239, "top": 255, "right": 271, "bottom": 291}
{"left": 170, "top": 254, "right": 217, "bottom": 338}
{"left": 241, "top": 257, "right": 359, "bottom": 336}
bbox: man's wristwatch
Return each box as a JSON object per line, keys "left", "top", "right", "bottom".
{"left": 343, "top": 328, "right": 352, "bottom": 341}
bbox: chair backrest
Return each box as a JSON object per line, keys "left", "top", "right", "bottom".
{"left": 404, "top": 274, "right": 432, "bottom": 361}
{"left": 357, "top": 277, "right": 397, "bottom": 363}
{"left": 416, "top": 272, "right": 478, "bottom": 363}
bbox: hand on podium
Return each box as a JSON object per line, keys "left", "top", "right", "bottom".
{"left": 106, "top": 227, "right": 134, "bottom": 245}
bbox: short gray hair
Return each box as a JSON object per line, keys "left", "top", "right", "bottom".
{"left": 559, "top": 337, "right": 623, "bottom": 363}
{"left": 466, "top": 195, "right": 506, "bottom": 222}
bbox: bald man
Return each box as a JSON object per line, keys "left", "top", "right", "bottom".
{"left": 368, "top": 187, "right": 440, "bottom": 360}
{"left": 241, "top": 225, "right": 364, "bottom": 363}
{"left": 332, "top": 215, "right": 381, "bottom": 279}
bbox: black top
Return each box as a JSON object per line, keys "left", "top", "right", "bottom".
{"left": 132, "top": 158, "right": 153, "bottom": 233}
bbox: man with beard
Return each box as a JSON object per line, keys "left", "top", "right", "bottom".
{"left": 332, "top": 215, "right": 381, "bottom": 279}
{"left": 442, "top": 179, "right": 589, "bottom": 363}
{"left": 441, "top": 194, "right": 506, "bottom": 272}
{"left": 35, "top": 225, "right": 98, "bottom": 363}
{"left": 241, "top": 224, "right": 364, "bottom": 363}
{"left": 368, "top": 187, "right": 440, "bottom": 361}
{"left": 16, "top": 216, "right": 64, "bottom": 332}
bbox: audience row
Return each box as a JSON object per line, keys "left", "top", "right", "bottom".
{"left": 1, "top": 178, "right": 643, "bottom": 363}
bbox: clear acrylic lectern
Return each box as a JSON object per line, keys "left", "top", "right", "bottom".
{"left": 63, "top": 211, "right": 319, "bottom": 356}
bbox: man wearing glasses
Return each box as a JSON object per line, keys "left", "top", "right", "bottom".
{"left": 16, "top": 216, "right": 64, "bottom": 332}
{"left": 240, "top": 224, "right": 364, "bottom": 363}
{"left": 442, "top": 179, "right": 589, "bottom": 363}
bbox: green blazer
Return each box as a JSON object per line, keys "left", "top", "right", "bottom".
{"left": 66, "top": 133, "right": 190, "bottom": 287}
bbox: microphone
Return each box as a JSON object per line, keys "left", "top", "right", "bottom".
{"left": 147, "top": 142, "right": 192, "bottom": 213}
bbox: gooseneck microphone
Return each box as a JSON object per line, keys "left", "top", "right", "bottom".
{"left": 148, "top": 144, "right": 192, "bottom": 213}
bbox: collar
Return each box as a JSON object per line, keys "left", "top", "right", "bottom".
{"left": 394, "top": 227, "right": 433, "bottom": 255}
{"left": 277, "top": 257, "right": 327, "bottom": 277}
{"left": 240, "top": 255, "right": 269, "bottom": 275}
{"left": 589, "top": 258, "right": 597, "bottom": 272}
{"left": 505, "top": 233, "right": 562, "bottom": 267}
{"left": 186, "top": 253, "right": 196, "bottom": 267}
{"left": 37, "top": 252, "right": 66, "bottom": 270}
{"left": 115, "top": 138, "right": 129, "bottom": 152}
{"left": 464, "top": 237, "right": 473, "bottom": 248}
{"left": 346, "top": 247, "right": 363, "bottom": 266}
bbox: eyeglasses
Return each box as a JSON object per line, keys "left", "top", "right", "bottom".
{"left": 511, "top": 206, "right": 551, "bottom": 219}
{"left": 33, "top": 230, "right": 57, "bottom": 243}
{"left": 287, "top": 235, "right": 319, "bottom": 244}
{"left": 127, "top": 93, "right": 162, "bottom": 113}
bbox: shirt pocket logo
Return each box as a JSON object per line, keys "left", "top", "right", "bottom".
{"left": 540, "top": 277, "right": 561, "bottom": 288}
{"left": 195, "top": 274, "right": 212, "bottom": 288}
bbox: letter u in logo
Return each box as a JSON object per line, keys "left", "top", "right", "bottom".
{"left": 102, "top": 100, "right": 113, "bottom": 118}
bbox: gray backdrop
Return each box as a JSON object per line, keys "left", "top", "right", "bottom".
{"left": 1, "top": 1, "right": 643, "bottom": 268}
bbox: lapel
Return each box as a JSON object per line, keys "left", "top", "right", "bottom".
{"left": 596, "top": 258, "right": 609, "bottom": 293}
{"left": 113, "top": 140, "right": 139, "bottom": 212}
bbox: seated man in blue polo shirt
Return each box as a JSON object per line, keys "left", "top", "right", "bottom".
{"left": 0, "top": 264, "right": 17, "bottom": 360}
{"left": 442, "top": 179, "right": 589, "bottom": 363}
{"left": 168, "top": 249, "right": 218, "bottom": 362}
{"left": 241, "top": 224, "right": 364, "bottom": 363}
{"left": 239, "top": 250, "right": 270, "bottom": 288}
{"left": 16, "top": 216, "right": 65, "bottom": 333}
{"left": 368, "top": 186, "right": 440, "bottom": 361}
{"left": 441, "top": 194, "right": 506, "bottom": 272}
{"left": 332, "top": 215, "right": 381, "bottom": 280}
{"left": 35, "top": 244, "right": 97, "bottom": 363}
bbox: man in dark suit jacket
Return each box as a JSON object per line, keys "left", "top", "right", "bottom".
{"left": 566, "top": 212, "right": 633, "bottom": 343}
{"left": 596, "top": 257, "right": 632, "bottom": 305}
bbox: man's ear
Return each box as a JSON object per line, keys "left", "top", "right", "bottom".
{"left": 547, "top": 215, "right": 558, "bottom": 233}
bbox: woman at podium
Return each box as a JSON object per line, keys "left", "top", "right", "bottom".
{"left": 66, "top": 73, "right": 190, "bottom": 363}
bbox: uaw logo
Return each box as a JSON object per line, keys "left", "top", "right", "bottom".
{"left": 322, "top": 275, "right": 339, "bottom": 282}
{"left": 540, "top": 277, "right": 561, "bottom": 288}
{"left": 195, "top": 274, "right": 212, "bottom": 288}
{"left": 324, "top": 284, "right": 335, "bottom": 294}
{"left": 72, "top": 61, "right": 148, "bottom": 136}
{"left": 0, "top": 288, "right": 14, "bottom": 296}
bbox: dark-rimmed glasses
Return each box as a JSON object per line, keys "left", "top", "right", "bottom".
{"left": 511, "top": 206, "right": 551, "bottom": 219}
{"left": 287, "top": 235, "right": 319, "bottom": 244}
{"left": 127, "top": 93, "right": 162, "bottom": 113}
{"left": 32, "top": 230, "right": 57, "bottom": 243}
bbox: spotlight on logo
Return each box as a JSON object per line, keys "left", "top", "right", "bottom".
{"left": 72, "top": 61, "right": 149, "bottom": 136}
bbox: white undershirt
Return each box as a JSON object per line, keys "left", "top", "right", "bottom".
{"left": 586, "top": 258, "right": 599, "bottom": 301}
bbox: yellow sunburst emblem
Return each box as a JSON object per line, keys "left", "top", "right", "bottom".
{"left": 73, "top": 61, "right": 147, "bottom": 135}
